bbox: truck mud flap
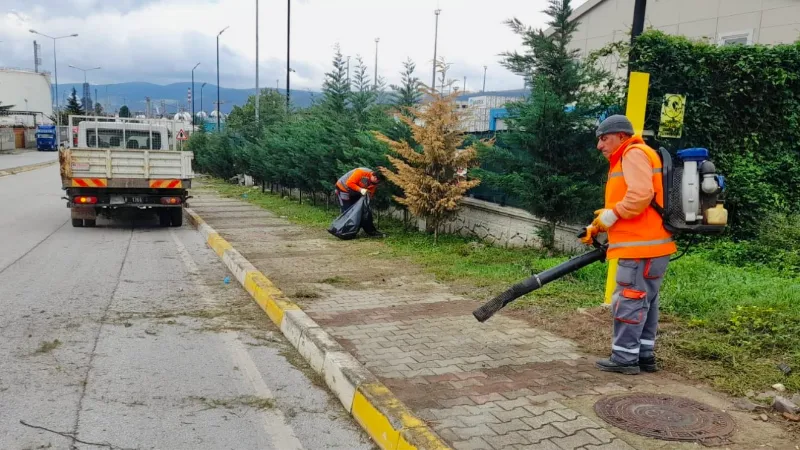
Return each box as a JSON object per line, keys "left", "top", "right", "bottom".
{"left": 71, "top": 206, "right": 96, "bottom": 220}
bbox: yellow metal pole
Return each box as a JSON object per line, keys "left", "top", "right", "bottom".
{"left": 605, "top": 71, "right": 650, "bottom": 304}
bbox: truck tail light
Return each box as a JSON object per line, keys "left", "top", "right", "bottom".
{"left": 74, "top": 196, "right": 97, "bottom": 204}
{"left": 161, "top": 197, "right": 181, "bottom": 205}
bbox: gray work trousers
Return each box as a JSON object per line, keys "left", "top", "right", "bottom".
{"left": 610, "top": 256, "right": 670, "bottom": 364}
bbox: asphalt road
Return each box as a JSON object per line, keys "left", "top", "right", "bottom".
{"left": 0, "top": 166, "right": 374, "bottom": 450}
{"left": 0, "top": 149, "right": 58, "bottom": 171}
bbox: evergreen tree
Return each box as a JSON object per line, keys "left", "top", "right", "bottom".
{"left": 350, "top": 56, "right": 376, "bottom": 128}
{"left": 390, "top": 58, "right": 423, "bottom": 110}
{"left": 94, "top": 102, "right": 104, "bottom": 116}
{"left": 118, "top": 105, "right": 131, "bottom": 118}
{"left": 65, "top": 88, "right": 85, "bottom": 116}
{"left": 226, "top": 89, "right": 287, "bottom": 139}
{"left": 478, "top": 0, "right": 614, "bottom": 249}
{"left": 375, "top": 87, "right": 483, "bottom": 243}
{"left": 320, "top": 44, "right": 350, "bottom": 115}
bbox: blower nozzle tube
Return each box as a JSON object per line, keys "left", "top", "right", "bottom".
{"left": 472, "top": 247, "right": 607, "bottom": 322}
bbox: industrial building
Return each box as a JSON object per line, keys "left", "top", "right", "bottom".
{"left": 0, "top": 68, "right": 53, "bottom": 151}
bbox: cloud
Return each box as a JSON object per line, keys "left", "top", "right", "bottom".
{"left": 1, "top": 0, "right": 589, "bottom": 92}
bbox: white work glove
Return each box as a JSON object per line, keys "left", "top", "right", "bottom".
{"left": 591, "top": 208, "right": 619, "bottom": 232}
{"left": 360, "top": 188, "right": 368, "bottom": 196}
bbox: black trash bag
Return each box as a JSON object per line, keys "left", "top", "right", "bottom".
{"left": 328, "top": 196, "right": 368, "bottom": 240}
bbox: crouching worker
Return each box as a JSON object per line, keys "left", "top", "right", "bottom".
{"left": 581, "top": 115, "right": 676, "bottom": 375}
{"left": 335, "top": 167, "right": 384, "bottom": 238}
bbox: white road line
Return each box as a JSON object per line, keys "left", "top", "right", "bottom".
{"left": 170, "top": 229, "right": 304, "bottom": 450}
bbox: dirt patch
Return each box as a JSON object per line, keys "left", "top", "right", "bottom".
{"left": 189, "top": 395, "right": 275, "bottom": 411}
{"left": 33, "top": 339, "right": 62, "bottom": 355}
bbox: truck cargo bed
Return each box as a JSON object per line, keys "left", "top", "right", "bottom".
{"left": 60, "top": 148, "right": 194, "bottom": 184}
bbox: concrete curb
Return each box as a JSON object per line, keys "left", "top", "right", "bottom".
{"left": 185, "top": 206, "right": 450, "bottom": 450}
{"left": 0, "top": 159, "right": 58, "bottom": 178}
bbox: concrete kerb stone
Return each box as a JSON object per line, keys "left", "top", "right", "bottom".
{"left": 0, "top": 159, "right": 58, "bottom": 178}
{"left": 184, "top": 206, "right": 450, "bottom": 450}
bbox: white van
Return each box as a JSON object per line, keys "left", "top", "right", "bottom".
{"left": 77, "top": 121, "right": 171, "bottom": 150}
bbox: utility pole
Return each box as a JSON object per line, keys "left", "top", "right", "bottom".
{"left": 432, "top": 9, "right": 441, "bottom": 92}
{"left": 374, "top": 38, "right": 380, "bottom": 89}
{"left": 463, "top": 76, "right": 466, "bottom": 94}
{"left": 346, "top": 56, "right": 351, "bottom": 86}
{"left": 629, "top": 0, "right": 647, "bottom": 71}
{"left": 191, "top": 62, "right": 200, "bottom": 125}
{"left": 482, "top": 65, "right": 487, "bottom": 92}
{"left": 255, "top": 0, "right": 260, "bottom": 123}
{"left": 217, "top": 25, "right": 229, "bottom": 131}
{"left": 286, "top": 0, "right": 291, "bottom": 110}
{"left": 94, "top": 88, "right": 98, "bottom": 113}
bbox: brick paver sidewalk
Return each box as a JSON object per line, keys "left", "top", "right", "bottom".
{"left": 189, "top": 187, "right": 794, "bottom": 450}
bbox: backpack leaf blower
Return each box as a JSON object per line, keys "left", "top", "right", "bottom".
{"left": 472, "top": 233, "right": 607, "bottom": 322}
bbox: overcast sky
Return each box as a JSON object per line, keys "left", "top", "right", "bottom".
{"left": 1, "top": 0, "right": 588, "bottom": 92}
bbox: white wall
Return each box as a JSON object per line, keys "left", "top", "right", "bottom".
{"left": 0, "top": 69, "right": 53, "bottom": 126}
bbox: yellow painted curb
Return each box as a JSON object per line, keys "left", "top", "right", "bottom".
{"left": 206, "top": 232, "right": 233, "bottom": 257}
{"left": 353, "top": 383, "right": 449, "bottom": 450}
{"left": 244, "top": 270, "right": 300, "bottom": 326}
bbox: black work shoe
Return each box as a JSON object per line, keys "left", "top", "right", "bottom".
{"left": 366, "top": 231, "right": 385, "bottom": 238}
{"left": 595, "top": 358, "right": 640, "bottom": 375}
{"left": 639, "top": 356, "right": 658, "bottom": 373}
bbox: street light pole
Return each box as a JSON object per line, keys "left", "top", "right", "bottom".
{"left": 286, "top": 0, "right": 291, "bottom": 110}
{"left": 217, "top": 26, "right": 229, "bottom": 131}
{"left": 432, "top": 9, "right": 441, "bottom": 92}
{"left": 482, "top": 65, "right": 488, "bottom": 92}
{"left": 191, "top": 62, "right": 200, "bottom": 126}
{"left": 255, "top": 0, "right": 260, "bottom": 123}
{"left": 29, "top": 30, "right": 78, "bottom": 132}
{"left": 374, "top": 38, "right": 380, "bottom": 89}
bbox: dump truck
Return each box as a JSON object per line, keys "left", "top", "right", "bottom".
{"left": 59, "top": 115, "right": 194, "bottom": 228}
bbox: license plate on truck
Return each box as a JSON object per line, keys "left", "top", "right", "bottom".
{"left": 111, "top": 195, "right": 143, "bottom": 204}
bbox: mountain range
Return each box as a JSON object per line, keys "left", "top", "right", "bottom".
{"left": 55, "top": 82, "right": 529, "bottom": 116}
{"left": 56, "top": 82, "right": 318, "bottom": 116}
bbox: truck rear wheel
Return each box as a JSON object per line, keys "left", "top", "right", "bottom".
{"left": 72, "top": 219, "right": 84, "bottom": 228}
{"left": 169, "top": 207, "right": 183, "bottom": 227}
{"left": 84, "top": 219, "right": 96, "bottom": 227}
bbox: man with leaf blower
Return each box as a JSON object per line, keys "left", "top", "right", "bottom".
{"left": 473, "top": 116, "right": 727, "bottom": 374}
{"left": 581, "top": 115, "right": 676, "bottom": 375}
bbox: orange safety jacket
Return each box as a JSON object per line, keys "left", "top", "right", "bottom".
{"left": 336, "top": 168, "right": 377, "bottom": 197}
{"left": 605, "top": 137, "right": 677, "bottom": 260}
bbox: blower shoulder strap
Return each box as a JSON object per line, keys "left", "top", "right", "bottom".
{"left": 620, "top": 144, "right": 667, "bottom": 216}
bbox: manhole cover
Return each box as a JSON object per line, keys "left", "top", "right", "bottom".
{"left": 594, "top": 393, "right": 735, "bottom": 446}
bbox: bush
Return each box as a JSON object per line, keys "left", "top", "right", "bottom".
{"left": 630, "top": 31, "right": 800, "bottom": 239}
{"left": 705, "top": 213, "right": 800, "bottom": 275}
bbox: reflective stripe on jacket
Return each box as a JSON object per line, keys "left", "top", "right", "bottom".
{"left": 605, "top": 137, "right": 677, "bottom": 260}
{"left": 336, "top": 167, "right": 376, "bottom": 196}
